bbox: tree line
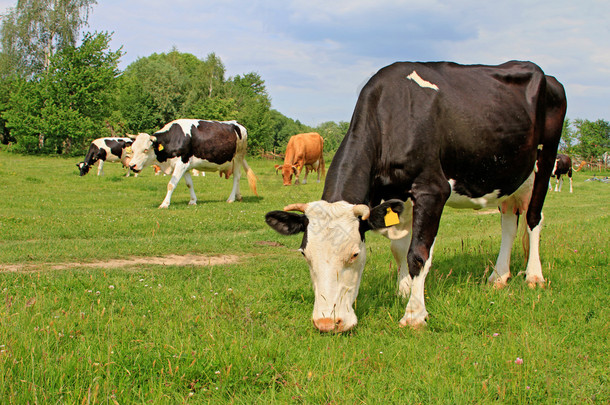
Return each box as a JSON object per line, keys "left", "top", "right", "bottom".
{"left": 0, "top": 1, "right": 607, "bottom": 159}
{"left": 0, "top": 1, "right": 348, "bottom": 156}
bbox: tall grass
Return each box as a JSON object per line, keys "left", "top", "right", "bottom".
{"left": 0, "top": 150, "right": 608, "bottom": 403}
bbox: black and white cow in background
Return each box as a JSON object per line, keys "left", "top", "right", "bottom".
{"left": 128, "top": 119, "right": 258, "bottom": 208}
{"left": 550, "top": 154, "right": 573, "bottom": 193}
{"left": 77, "top": 137, "right": 135, "bottom": 176}
{"left": 266, "top": 61, "right": 567, "bottom": 332}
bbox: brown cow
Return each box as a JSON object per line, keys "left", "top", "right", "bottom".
{"left": 275, "top": 133, "right": 325, "bottom": 186}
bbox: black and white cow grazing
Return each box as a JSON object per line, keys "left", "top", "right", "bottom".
{"left": 266, "top": 61, "right": 567, "bottom": 332}
{"left": 550, "top": 154, "right": 573, "bottom": 193}
{"left": 77, "top": 137, "right": 135, "bottom": 176}
{"left": 128, "top": 119, "right": 258, "bottom": 208}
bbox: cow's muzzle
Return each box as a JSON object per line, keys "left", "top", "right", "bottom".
{"left": 129, "top": 164, "right": 141, "bottom": 173}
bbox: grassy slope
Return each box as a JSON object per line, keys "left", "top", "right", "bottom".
{"left": 0, "top": 150, "right": 608, "bottom": 403}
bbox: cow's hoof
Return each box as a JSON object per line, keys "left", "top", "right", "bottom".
{"left": 227, "top": 200, "right": 234, "bottom": 203}
{"left": 188, "top": 201, "right": 197, "bottom": 206}
{"left": 488, "top": 272, "right": 510, "bottom": 289}
{"left": 399, "top": 317, "right": 427, "bottom": 329}
{"left": 158, "top": 204, "right": 169, "bottom": 209}
{"left": 526, "top": 276, "right": 545, "bottom": 289}
{"left": 490, "top": 279, "right": 509, "bottom": 290}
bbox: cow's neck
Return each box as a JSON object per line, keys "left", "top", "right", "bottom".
{"left": 322, "top": 133, "right": 374, "bottom": 205}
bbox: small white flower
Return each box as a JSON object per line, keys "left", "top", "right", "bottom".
{"left": 109, "top": 285, "right": 115, "bottom": 290}
{"left": 95, "top": 291, "right": 100, "bottom": 295}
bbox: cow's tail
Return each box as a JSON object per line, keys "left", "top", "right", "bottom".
{"left": 242, "top": 158, "right": 259, "bottom": 196}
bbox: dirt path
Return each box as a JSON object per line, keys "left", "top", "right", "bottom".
{"left": 0, "top": 254, "right": 240, "bottom": 273}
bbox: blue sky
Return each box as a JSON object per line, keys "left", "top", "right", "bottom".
{"left": 2, "top": 0, "right": 609, "bottom": 126}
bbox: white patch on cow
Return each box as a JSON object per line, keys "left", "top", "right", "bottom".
{"left": 158, "top": 119, "right": 200, "bottom": 136}
{"left": 551, "top": 158, "right": 559, "bottom": 176}
{"left": 446, "top": 179, "right": 505, "bottom": 209}
{"left": 406, "top": 71, "right": 439, "bottom": 91}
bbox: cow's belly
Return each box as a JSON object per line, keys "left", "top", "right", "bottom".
{"left": 446, "top": 180, "right": 508, "bottom": 209}
{"left": 189, "top": 157, "right": 232, "bottom": 172}
{"left": 104, "top": 154, "right": 123, "bottom": 163}
{"left": 445, "top": 171, "right": 535, "bottom": 210}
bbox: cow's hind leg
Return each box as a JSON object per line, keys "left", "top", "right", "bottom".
{"left": 489, "top": 210, "right": 518, "bottom": 288}
{"left": 227, "top": 161, "right": 242, "bottom": 203}
{"left": 184, "top": 171, "right": 198, "bottom": 205}
{"left": 392, "top": 233, "right": 413, "bottom": 298}
{"left": 524, "top": 213, "right": 545, "bottom": 288}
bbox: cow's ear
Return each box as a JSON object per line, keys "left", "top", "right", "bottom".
{"left": 265, "top": 211, "right": 308, "bottom": 235}
{"left": 365, "top": 199, "right": 405, "bottom": 230}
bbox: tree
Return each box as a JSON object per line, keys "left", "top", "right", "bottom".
{"left": 0, "top": 0, "right": 97, "bottom": 79}
{"left": 571, "top": 119, "right": 610, "bottom": 159}
{"left": 559, "top": 118, "right": 576, "bottom": 152}
{"left": 315, "top": 121, "right": 349, "bottom": 151}
{"left": 226, "top": 72, "right": 273, "bottom": 152}
{"left": 3, "top": 31, "right": 122, "bottom": 154}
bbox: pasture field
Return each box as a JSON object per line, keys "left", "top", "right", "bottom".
{"left": 0, "top": 149, "right": 608, "bottom": 404}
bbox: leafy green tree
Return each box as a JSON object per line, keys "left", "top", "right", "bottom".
{"left": 559, "top": 118, "right": 577, "bottom": 152}
{"left": 0, "top": 0, "right": 97, "bottom": 78}
{"left": 268, "top": 109, "right": 312, "bottom": 152}
{"left": 226, "top": 72, "right": 273, "bottom": 152}
{"left": 571, "top": 119, "right": 610, "bottom": 159}
{"left": 3, "top": 32, "right": 122, "bottom": 154}
{"left": 315, "top": 121, "right": 349, "bottom": 151}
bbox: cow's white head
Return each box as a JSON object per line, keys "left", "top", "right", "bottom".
{"left": 127, "top": 133, "right": 156, "bottom": 172}
{"left": 265, "top": 199, "right": 405, "bottom": 332}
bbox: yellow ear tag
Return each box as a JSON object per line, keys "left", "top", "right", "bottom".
{"left": 125, "top": 146, "right": 132, "bottom": 154}
{"left": 384, "top": 207, "right": 400, "bottom": 227}
{"left": 157, "top": 144, "right": 164, "bottom": 151}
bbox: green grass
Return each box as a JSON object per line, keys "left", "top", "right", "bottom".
{"left": 0, "top": 149, "right": 608, "bottom": 403}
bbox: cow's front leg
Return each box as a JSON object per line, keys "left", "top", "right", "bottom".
{"left": 489, "top": 210, "right": 518, "bottom": 288}
{"left": 97, "top": 160, "right": 104, "bottom": 176}
{"left": 184, "top": 171, "right": 198, "bottom": 206}
{"left": 302, "top": 166, "right": 309, "bottom": 184}
{"left": 159, "top": 163, "right": 188, "bottom": 208}
{"left": 294, "top": 165, "right": 302, "bottom": 185}
{"left": 400, "top": 187, "right": 449, "bottom": 328}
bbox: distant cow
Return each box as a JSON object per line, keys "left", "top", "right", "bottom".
{"left": 550, "top": 154, "right": 573, "bottom": 193}
{"left": 128, "top": 119, "right": 258, "bottom": 208}
{"left": 77, "top": 137, "right": 135, "bottom": 176}
{"left": 275, "top": 133, "right": 325, "bottom": 185}
{"left": 266, "top": 61, "right": 566, "bottom": 332}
